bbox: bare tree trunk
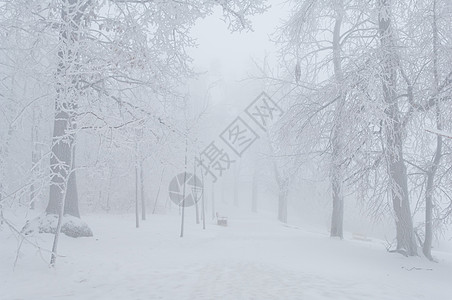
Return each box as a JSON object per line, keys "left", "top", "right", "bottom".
{"left": 135, "top": 158, "right": 139, "bottom": 228}
{"left": 106, "top": 168, "right": 113, "bottom": 213}
{"left": 252, "top": 166, "right": 258, "bottom": 213}
{"left": 221, "top": 181, "right": 225, "bottom": 204}
{"left": 211, "top": 183, "right": 215, "bottom": 220}
{"left": 278, "top": 180, "right": 288, "bottom": 223}
{"left": 140, "top": 161, "right": 146, "bottom": 221}
{"left": 30, "top": 107, "right": 41, "bottom": 210}
{"left": 46, "top": 0, "right": 90, "bottom": 219}
{"left": 378, "top": 0, "right": 417, "bottom": 256}
{"left": 152, "top": 169, "right": 164, "bottom": 214}
{"left": 330, "top": 1, "right": 345, "bottom": 239}
{"left": 180, "top": 137, "right": 188, "bottom": 238}
{"left": 268, "top": 136, "right": 289, "bottom": 223}
{"left": 330, "top": 162, "right": 344, "bottom": 237}
{"left": 1, "top": 80, "right": 16, "bottom": 210}
{"left": 194, "top": 163, "right": 200, "bottom": 224}
{"left": 424, "top": 143, "right": 440, "bottom": 260}
{"left": 423, "top": 0, "right": 442, "bottom": 261}
{"left": 63, "top": 149, "right": 80, "bottom": 217}
{"left": 233, "top": 162, "right": 239, "bottom": 207}
{"left": 200, "top": 167, "right": 206, "bottom": 230}
{"left": 195, "top": 195, "right": 200, "bottom": 224}
{"left": 50, "top": 161, "right": 72, "bottom": 267}
{"left": 0, "top": 135, "right": 4, "bottom": 223}
{"left": 46, "top": 112, "right": 79, "bottom": 218}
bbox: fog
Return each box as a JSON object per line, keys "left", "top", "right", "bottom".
{"left": 1, "top": 1, "right": 452, "bottom": 299}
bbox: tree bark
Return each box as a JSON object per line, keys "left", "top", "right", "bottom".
{"left": 46, "top": 0, "right": 90, "bottom": 219}
{"left": 141, "top": 161, "right": 146, "bottom": 220}
{"left": 46, "top": 112, "right": 79, "bottom": 218}
{"left": 378, "top": 0, "right": 417, "bottom": 256}
{"left": 423, "top": 0, "right": 442, "bottom": 261}
{"left": 233, "top": 162, "right": 239, "bottom": 207}
{"left": 194, "top": 163, "right": 200, "bottom": 224}
{"left": 195, "top": 196, "right": 200, "bottom": 224}
{"left": 330, "top": 1, "right": 345, "bottom": 239}
{"left": 252, "top": 166, "right": 258, "bottom": 213}
{"left": 424, "top": 140, "right": 440, "bottom": 260}
{"left": 30, "top": 107, "right": 41, "bottom": 210}
{"left": 211, "top": 183, "right": 215, "bottom": 220}
{"left": 330, "top": 163, "right": 344, "bottom": 237}
{"left": 278, "top": 180, "right": 289, "bottom": 223}
{"left": 135, "top": 159, "right": 139, "bottom": 228}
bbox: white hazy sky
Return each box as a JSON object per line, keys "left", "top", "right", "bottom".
{"left": 189, "top": 2, "right": 290, "bottom": 79}
{"left": 185, "top": 3, "right": 291, "bottom": 145}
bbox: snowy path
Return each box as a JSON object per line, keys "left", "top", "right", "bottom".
{"left": 2, "top": 213, "right": 452, "bottom": 299}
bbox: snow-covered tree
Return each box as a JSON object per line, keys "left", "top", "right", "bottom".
{"left": 272, "top": 0, "right": 452, "bottom": 257}
{"left": 272, "top": 0, "right": 378, "bottom": 238}
{"left": 0, "top": 0, "right": 268, "bottom": 265}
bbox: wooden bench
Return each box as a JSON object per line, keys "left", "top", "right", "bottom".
{"left": 216, "top": 212, "right": 228, "bottom": 226}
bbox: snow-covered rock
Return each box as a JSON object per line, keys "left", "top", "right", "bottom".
{"left": 22, "top": 214, "right": 93, "bottom": 238}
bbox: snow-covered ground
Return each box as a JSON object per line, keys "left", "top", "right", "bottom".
{"left": 1, "top": 211, "right": 452, "bottom": 300}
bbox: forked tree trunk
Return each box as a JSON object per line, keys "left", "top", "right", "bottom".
{"left": 378, "top": 0, "right": 417, "bottom": 256}
{"left": 423, "top": 0, "right": 442, "bottom": 261}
